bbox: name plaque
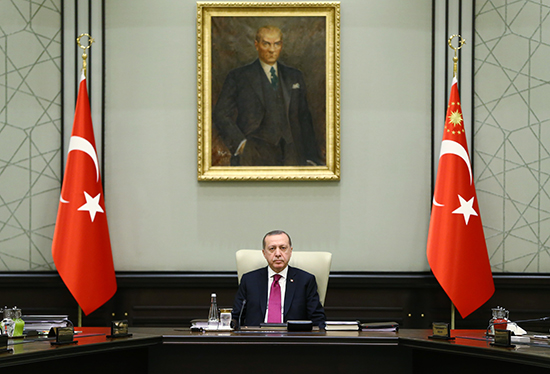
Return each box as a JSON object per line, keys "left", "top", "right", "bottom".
{"left": 51, "top": 326, "right": 77, "bottom": 346}
{"left": 428, "top": 322, "right": 455, "bottom": 340}
{"left": 288, "top": 320, "right": 313, "bottom": 332}
{"left": 491, "top": 329, "right": 514, "bottom": 348}
{"left": 107, "top": 320, "right": 132, "bottom": 338}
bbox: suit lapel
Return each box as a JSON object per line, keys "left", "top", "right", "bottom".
{"left": 278, "top": 63, "right": 291, "bottom": 114}
{"left": 245, "top": 59, "right": 266, "bottom": 107}
{"left": 259, "top": 266, "right": 269, "bottom": 318}
{"left": 284, "top": 266, "right": 297, "bottom": 317}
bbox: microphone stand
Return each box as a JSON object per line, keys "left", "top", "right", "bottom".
{"left": 234, "top": 300, "right": 246, "bottom": 331}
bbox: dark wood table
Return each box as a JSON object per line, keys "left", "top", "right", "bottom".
{"left": 0, "top": 327, "right": 160, "bottom": 373}
{"left": 145, "top": 327, "right": 406, "bottom": 373}
{"left": 400, "top": 329, "right": 550, "bottom": 373}
{"left": 3, "top": 327, "right": 550, "bottom": 373}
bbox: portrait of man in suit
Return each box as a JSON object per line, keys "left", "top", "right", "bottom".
{"left": 211, "top": 21, "right": 326, "bottom": 167}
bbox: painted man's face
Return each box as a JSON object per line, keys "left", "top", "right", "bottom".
{"left": 255, "top": 29, "right": 283, "bottom": 65}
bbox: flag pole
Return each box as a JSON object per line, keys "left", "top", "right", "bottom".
{"left": 75, "top": 34, "right": 94, "bottom": 328}
{"left": 76, "top": 33, "right": 94, "bottom": 78}
{"left": 447, "top": 34, "right": 465, "bottom": 78}
{"left": 446, "top": 34, "right": 465, "bottom": 331}
{"left": 451, "top": 303, "right": 455, "bottom": 330}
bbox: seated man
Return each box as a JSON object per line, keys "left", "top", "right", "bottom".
{"left": 232, "top": 230, "right": 326, "bottom": 327}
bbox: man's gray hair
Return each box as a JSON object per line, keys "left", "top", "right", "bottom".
{"left": 262, "top": 230, "right": 292, "bottom": 249}
{"left": 255, "top": 25, "right": 283, "bottom": 42}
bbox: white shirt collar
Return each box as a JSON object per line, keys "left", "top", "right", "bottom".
{"left": 259, "top": 59, "right": 278, "bottom": 78}
{"left": 268, "top": 265, "right": 288, "bottom": 280}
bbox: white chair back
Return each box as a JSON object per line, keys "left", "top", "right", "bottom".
{"left": 235, "top": 249, "right": 332, "bottom": 306}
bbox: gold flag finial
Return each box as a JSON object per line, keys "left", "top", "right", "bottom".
{"left": 448, "top": 35, "right": 466, "bottom": 78}
{"left": 76, "top": 33, "right": 94, "bottom": 77}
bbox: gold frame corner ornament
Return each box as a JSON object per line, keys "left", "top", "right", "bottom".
{"left": 197, "top": 2, "right": 341, "bottom": 181}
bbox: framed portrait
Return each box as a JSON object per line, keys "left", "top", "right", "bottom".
{"left": 197, "top": 2, "right": 340, "bottom": 181}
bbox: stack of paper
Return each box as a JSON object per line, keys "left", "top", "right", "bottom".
{"left": 22, "top": 315, "right": 71, "bottom": 332}
{"left": 360, "top": 321, "right": 399, "bottom": 332}
{"left": 325, "top": 321, "right": 359, "bottom": 331}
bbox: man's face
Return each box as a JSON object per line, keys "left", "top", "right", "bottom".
{"left": 255, "top": 29, "right": 283, "bottom": 65}
{"left": 262, "top": 233, "right": 292, "bottom": 273}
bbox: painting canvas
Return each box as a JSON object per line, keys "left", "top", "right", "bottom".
{"left": 197, "top": 2, "right": 340, "bottom": 181}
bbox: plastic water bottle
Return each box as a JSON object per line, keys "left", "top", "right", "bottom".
{"left": 13, "top": 307, "right": 24, "bottom": 337}
{"left": 208, "top": 293, "right": 219, "bottom": 329}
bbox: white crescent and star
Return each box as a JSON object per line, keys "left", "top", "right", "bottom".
{"left": 59, "top": 136, "right": 104, "bottom": 222}
{"left": 432, "top": 140, "right": 478, "bottom": 225}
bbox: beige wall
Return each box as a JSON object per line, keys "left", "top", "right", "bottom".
{"left": 474, "top": 1, "right": 550, "bottom": 272}
{"left": 0, "top": 0, "right": 434, "bottom": 272}
{"left": 103, "top": 0, "right": 433, "bottom": 271}
{"left": 3, "top": 1, "right": 548, "bottom": 273}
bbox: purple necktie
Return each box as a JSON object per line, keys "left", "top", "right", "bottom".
{"left": 267, "top": 274, "right": 282, "bottom": 323}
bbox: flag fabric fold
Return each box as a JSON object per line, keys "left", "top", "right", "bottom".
{"left": 52, "top": 72, "right": 117, "bottom": 316}
{"left": 427, "top": 76, "right": 494, "bottom": 318}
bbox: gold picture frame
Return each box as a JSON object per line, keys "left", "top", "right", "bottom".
{"left": 197, "top": 2, "right": 340, "bottom": 181}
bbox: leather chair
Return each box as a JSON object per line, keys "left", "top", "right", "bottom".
{"left": 235, "top": 249, "right": 332, "bottom": 306}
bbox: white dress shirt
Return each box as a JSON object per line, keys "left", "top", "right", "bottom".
{"left": 264, "top": 266, "right": 288, "bottom": 323}
{"left": 259, "top": 60, "right": 279, "bottom": 84}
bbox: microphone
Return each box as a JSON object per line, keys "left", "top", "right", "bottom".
{"left": 235, "top": 299, "right": 246, "bottom": 330}
{"left": 485, "top": 316, "right": 550, "bottom": 336}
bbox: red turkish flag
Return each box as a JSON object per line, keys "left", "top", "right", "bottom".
{"left": 427, "top": 76, "right": 494, "bottom": 318}
{"left": 52, "top": 72, "right": 117, "bottom": 315}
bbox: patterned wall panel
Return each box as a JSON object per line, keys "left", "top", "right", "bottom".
{"left": 0, "top": 0, "right": 61, "bottom": 270}
{"left": 475, "top": 1, "right": 550, "bottom": 272}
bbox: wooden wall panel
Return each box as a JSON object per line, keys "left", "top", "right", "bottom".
{"left": 1, "top": 272, "right": 549, "bottom": 331}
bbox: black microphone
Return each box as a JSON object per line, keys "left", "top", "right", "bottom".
{"left": 235, "top": 299, "right": 246, "bottom": 330}
{"left": 485, "top": 316, "right": 550, "bottom": 337}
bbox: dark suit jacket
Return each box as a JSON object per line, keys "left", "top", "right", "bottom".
{"left": 213, "top": 59, "right": 321, "bottom": 165}
{"left": 231, "top": 266, "right": 326, "bottom": 327}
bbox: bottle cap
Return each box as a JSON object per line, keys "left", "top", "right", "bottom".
{"left": 12, "top": 307, "right": 21, "bottom": 319}
{"left": 211, "top": 293, "right": 216, "bottom": 297}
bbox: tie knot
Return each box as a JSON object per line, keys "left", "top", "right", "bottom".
{"left": 273, "top": 274, "right": 281, "bottom": 283}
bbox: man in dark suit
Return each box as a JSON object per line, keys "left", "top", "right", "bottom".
{"left": 231, "top": 230, "right": 326, "bottom": 327}
{"left": 213, "top": 26, "right": 322, "bottom": 166}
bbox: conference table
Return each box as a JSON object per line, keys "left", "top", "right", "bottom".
{"left": 2, "top": 327, "right": 550, "bottom": 373}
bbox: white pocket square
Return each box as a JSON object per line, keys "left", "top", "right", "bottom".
{"left": 292, "top": 83, "right": 300, "bottom": 89}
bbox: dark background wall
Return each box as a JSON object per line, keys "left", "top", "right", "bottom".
{"left": 3, "top": 272, "right": 550, "bottom": 331}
